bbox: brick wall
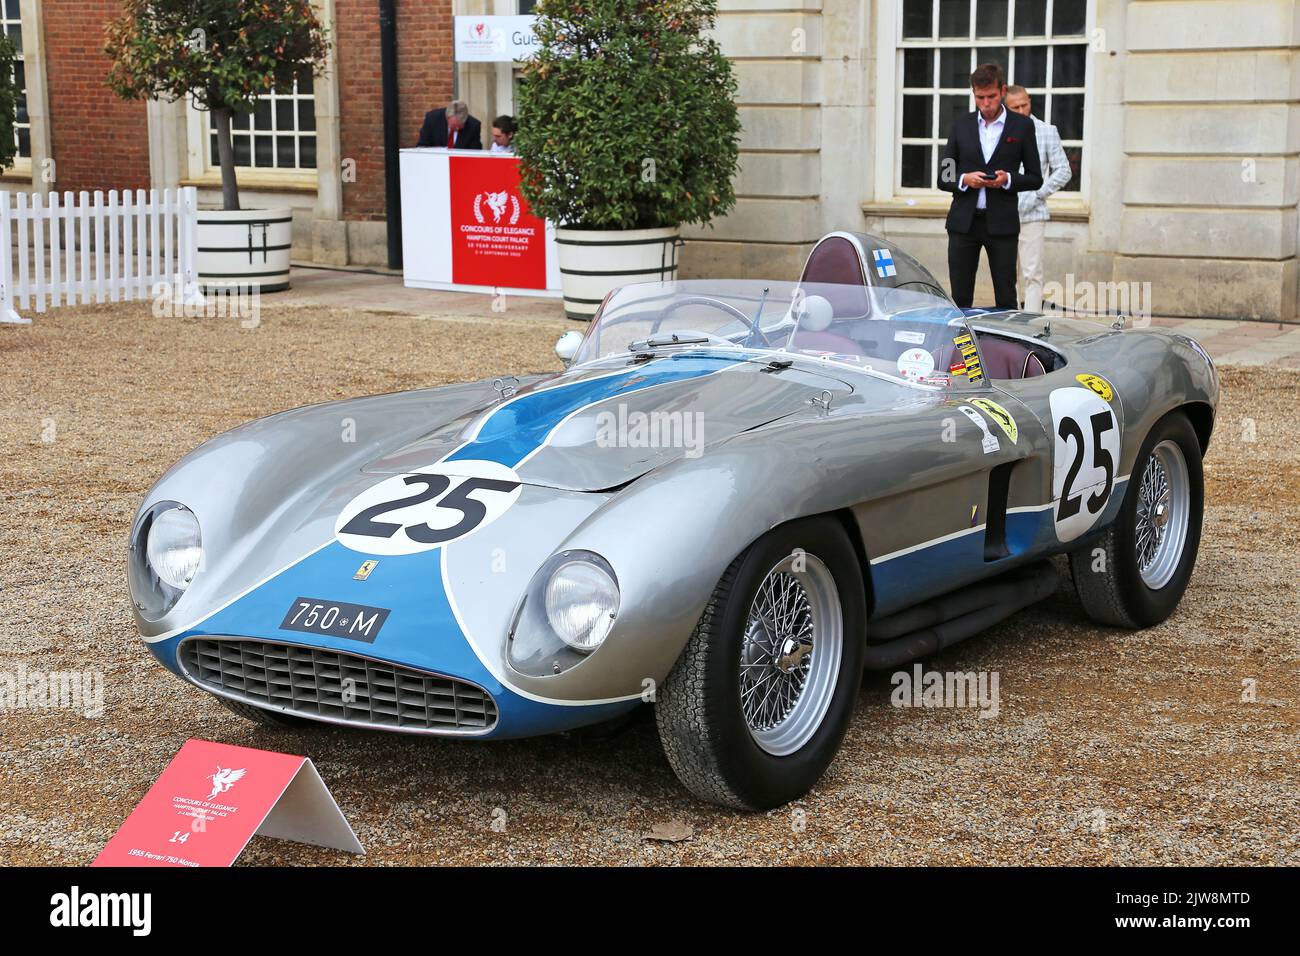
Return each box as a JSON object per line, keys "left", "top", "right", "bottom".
{"left": 336, "top": 0, "right": 454, "bottom": 220}
{"left": 34, "top": 0, "right": 452, "bottom": 222}
{"left": 41, "top": 0, "right": 151, "bottom": 193}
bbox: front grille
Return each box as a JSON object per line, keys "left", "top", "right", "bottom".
{"left": 180, "top": 637, "right": 498, "bottom": 734}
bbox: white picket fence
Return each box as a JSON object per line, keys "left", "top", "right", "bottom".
{"left": 0, "top": 186, "right": 201, "bottom": 324}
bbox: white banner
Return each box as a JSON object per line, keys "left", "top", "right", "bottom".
{"left": 453, "top": 15, "right": 539, "bottom": 63}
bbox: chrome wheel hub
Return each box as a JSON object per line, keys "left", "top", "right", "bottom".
{"left": 739, "top": 553, "right": 843, "bottom": 756}
{"left": 1135, "top": 440, "right": 1191, "bottom": 590}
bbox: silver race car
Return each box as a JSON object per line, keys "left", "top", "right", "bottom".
{"left": 129, "top": 232, "right": 1218, "bottom": 809}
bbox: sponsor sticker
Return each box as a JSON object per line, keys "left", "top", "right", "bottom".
{"left": 958, "top": 405, "right": 1000, "bottom": 454}
{"left": 1075, "top": 372, "right": 1115, "bottom": 402}
{"left": 970, "top": 397, "right": 1018, "bottom": 443}
{"left": 953, "top": 332, "right": 984, "bottom": 382}
{"left": 897, "top": 347, "right": 936, "bottom": 381}
{"left": 894, "top": 329, "right": 927, "bottom": 345}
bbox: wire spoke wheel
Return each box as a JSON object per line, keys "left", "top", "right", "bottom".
{"left": 739, "top": 552, "right": 843, "bottom": 756}
{"left": 1134, "top": 439, "right": 1191, "bottom": 589}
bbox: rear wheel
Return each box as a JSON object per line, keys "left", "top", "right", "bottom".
{"left": 655, "top": 516, "right": 866, "bottom": 810}
{"left": 1069, "top": 412, "right": 1204, "bottom": 628}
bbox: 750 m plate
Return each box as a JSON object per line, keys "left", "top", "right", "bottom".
{"left": 279, "top": 597, "right": 390, "bottom": 644}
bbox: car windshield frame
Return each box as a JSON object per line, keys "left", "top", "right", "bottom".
{"left": 574, "top": 279, "right": 988, "bottom": 392}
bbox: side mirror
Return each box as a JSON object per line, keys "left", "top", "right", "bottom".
{"left": 795, "top": 294, "right": 834, "bottom": 332}
{"left": 555, "top": 330, "right": 584, "bottom": 365}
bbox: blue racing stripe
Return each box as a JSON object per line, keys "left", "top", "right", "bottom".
{"left": 446, "top": 354, "right": 740, "bottom": 467}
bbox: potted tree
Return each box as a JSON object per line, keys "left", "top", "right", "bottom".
{"left": 0, "top": 34, "right": 26, "bottom": 324}
{"left": 515, "top": 0, "right": 741, "bottom": 320}
{"left": 106, "top": 0, "right": 329, "bottom": 293}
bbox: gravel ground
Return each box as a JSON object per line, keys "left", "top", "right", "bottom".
{"left": 1, "top": 299, "right": 1296, "bottom": 866}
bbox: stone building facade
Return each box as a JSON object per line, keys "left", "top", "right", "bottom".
{"left": 8, "top": 0, "right": 1298, "bottom": 319}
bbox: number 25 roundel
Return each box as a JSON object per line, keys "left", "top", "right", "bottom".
{"left": 335, "top": 460, "right": 523, "bottom": 555}
{"left": 1050, "top": 387, "right": 1120, "bottom": 543}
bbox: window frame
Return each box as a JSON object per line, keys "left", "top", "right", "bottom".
{"left": 875, "top": 0, "right": 1093, "bottom": 208}
{"left": 184, "top": 74, "right": 320, "bottom": 188}
{"left": 2, "top": 0, "right": 31, "bottom": 175}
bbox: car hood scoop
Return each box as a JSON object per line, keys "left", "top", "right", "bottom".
{"left": 363, "top": 352, "right": 855, "bottom": 491}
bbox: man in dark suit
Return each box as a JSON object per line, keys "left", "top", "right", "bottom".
{"left": 416, "top": 100, "right": 483, "bottom": 150}
{"left": 937, "top": 63, "right": 1042, "bottom": 310}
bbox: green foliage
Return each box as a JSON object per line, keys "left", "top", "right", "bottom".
{"left": 0, "top": 35, "right": 20, "bottom": 173}
{"left": 105, "top": 0, "right": 329, "bottom": 112}
{"left": 105, "top": 0, "right": 329, "bottom": 208}
{"left": 514, "top": 0, "right": 741, "bottom": 230}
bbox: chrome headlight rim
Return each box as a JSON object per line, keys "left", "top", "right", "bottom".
{"left": 128, "top": 500, "right": 203, "bottom": 621}
{"left": 507, "top": 549, "right": 620, "bottom": 678}
{"left": 543, "top": 555, "right": 620, "bottom": 653}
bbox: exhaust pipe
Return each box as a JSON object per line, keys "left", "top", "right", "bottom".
{"left": 861, "top": 560, "right": 1059, "bottom": 670}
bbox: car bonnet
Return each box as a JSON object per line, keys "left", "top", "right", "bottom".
{"left": 360, "top": 351, "right": 859, "bottom": 492}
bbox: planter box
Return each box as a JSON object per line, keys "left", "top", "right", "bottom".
{"left": 197, "top": 207, "right": 293, "bottom": 293}
{"left": 554, "top": 226, "right": 680, "bottom": 320}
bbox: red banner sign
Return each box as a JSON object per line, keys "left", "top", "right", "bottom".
{"left": 449, "top": 155, "right": 548, "bottom": 289}
{"left": 93, "top": 738, "right": 363, "bottom": 867}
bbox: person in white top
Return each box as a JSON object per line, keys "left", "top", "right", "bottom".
{"left": 1005, "top": 85, "right": 1073, "bottom": 313}
{"left": 490, "top": 115, "right": 517, "bottom": 155}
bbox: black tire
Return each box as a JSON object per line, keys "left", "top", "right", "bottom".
{"left": 215, "top": 696, "right": 317, "bottom": 728}
{"left": 1069, "top": 412, "right": 1204, "bottom": 628}
{"left": 655, "top": 516, "right": 866, "bottom": 810}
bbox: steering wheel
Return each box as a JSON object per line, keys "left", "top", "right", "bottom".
{"left": 651, "top": 295, "right": 770, "bottom": 347}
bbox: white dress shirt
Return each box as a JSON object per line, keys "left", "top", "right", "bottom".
{"left": 958, "top": 106, "right": 1013, "bottom": 209}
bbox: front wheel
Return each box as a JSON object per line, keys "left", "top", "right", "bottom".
{"left": 655, "top": 516, "right": 866, "bottom": 810}
{"left": 1069, "top": 412, "right": 1204, "bottom": 628}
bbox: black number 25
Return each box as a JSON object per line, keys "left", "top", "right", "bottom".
{"left": 1057, "top": 411, "right": 1115, "bottom": 521}
{"left": 340, "top": 474, "right": 521, "bottom": 544}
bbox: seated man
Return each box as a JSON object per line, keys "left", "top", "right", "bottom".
{"left": 490, "top": 115, "right": 517, "bottom": 154}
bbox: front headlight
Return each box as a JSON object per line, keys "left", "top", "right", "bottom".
{"left": 508, "top": 551, "right": 620, "bottom": 676}
{"left": 544, "top": 559, "right": 619, "bottom": 652}
{"left": 129, "top": 502, "right": 203, "bottom": 619}
{"left": 146, "top": 506, "right": 203, "bottom": 590}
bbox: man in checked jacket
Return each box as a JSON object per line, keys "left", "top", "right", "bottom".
{"left": 1005, "top": 85, "right": 1074, "bottom": 313}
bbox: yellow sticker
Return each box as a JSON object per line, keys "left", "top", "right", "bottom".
{"left": 971, "top": 398, "right": 1018, "bottom": 443}
{"left": 353, "top": 559, "right": 379, "bottom": 581}
{"left": 1076, "top": 373, "right": 1114, "bottom": 402}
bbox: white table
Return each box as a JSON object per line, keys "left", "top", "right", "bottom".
{"left": 399, "top": 148, "right": 561, "bottom": 297}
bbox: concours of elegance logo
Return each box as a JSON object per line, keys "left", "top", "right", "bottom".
{"left": 474, "top": 189, "right": 521, "bottom": 225}
{"left": 206, "top": 766, "right": 247, "bottom": 800}
{"left": 461, "top": 19, "right": 507, "bottom": 55}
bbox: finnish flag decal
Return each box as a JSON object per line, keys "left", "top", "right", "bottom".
{"left": 873, "top": 248, "right": 897, "bottom": 278}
